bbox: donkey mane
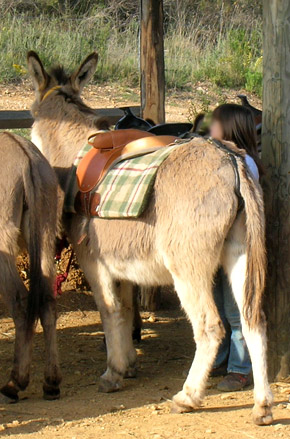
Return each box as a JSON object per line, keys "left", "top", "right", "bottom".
{"left": 49, "top": 66, "right": 69, "bottom": 85}
{"left": 49, "top": 65, "right": 101, "bottom": 119}
{"left": 57, "top": 90, "right": 98, "bottom": 116}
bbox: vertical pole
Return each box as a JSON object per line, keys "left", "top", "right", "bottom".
{"left": 140, "top": 0, "right": 165, "bottom": 124}
{"left": 262, "top": 0, "right": 290, "bottom": 380}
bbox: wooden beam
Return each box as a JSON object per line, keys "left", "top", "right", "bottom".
{"left": 0, "top": 107, "right": 140, "bottom": 130}
{"left": 262, "top": 0, "right": 290, "bottom": 381}
{"left": 140, "top": 0, "right": 165, "bottom": 124}
{"left": 0, "top": 110, "right": 33, "bottom": 129}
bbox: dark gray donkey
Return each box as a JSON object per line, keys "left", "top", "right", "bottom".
{"left": 0, "top": 132, "right": 61, "bottom": 402}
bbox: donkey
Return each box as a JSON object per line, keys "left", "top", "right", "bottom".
{"left": 0, "top": 132, "right": 61, "bottom": 402}
{"left": 27, "top": 51, "right": 273, "bottom": 425}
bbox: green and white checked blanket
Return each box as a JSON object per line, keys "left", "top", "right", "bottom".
{"left": 64, "top": 142, "right": 179, "bottom": 218}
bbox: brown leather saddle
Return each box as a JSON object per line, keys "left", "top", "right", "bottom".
{"left": 75, "top": 129, "right": 177, "bottom": 216}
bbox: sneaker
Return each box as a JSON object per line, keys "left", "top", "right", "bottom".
{"left": 210, "top": 363, "right": 228, "bottom": 377}
{"left": 217, "top": 372, "right": 253, "bottom": 392}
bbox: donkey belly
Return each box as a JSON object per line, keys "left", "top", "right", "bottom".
{"left": 104, "top": 255, "right": 173, "bottom": 286}
{"left": 68, "top": 214, "right": 172, "bottom": 285}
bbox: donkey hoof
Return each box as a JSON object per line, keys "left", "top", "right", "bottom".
{"left": 171, "top": 390, "right": 198, "bottom": 413}
{"left": 0, "top": 386, "right": 19, "bottom": 404}
{"left": 252, "top": 405, "right": 273, "bottom": 425}
{"left": 124, "top": 365, "right": 137, "bottom": 379}
{"left": 132, "top": 327, "right": 142, "bottom": 343}
{"left": 98, "top": 377, "right": 122, "bottom": 393}
{"left": 171, "top": 400, "right": 193, "bottom": 414}
{"left": 43, "top": 383, "right": 60, "bottom": 400}
{"left": 172, "top": 390, "right": 201, "bottom": 413}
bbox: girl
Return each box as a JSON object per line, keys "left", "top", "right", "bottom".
{"left": 209, "top": 103, "right": 263, "bottom": 392}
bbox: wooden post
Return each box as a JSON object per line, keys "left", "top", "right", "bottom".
{"left": 0, "top": 107, "right": 140, "bottom": 129}
{"left": 140, "top": 0, "right": 165, "bottom": 124}
{"left": 262, "top": 0, "right": 290, "bottom": 381}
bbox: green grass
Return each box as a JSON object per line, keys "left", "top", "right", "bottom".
{"left": 0, "top": 3, "right": 263, "bottom": 96}
{"left": 0, "top": 14, "right": 140, "bottom": 84}
{"left": 1, "top": 128, "right": 31, "bottom": 139}
{"left": 164, "top": 22, "right": 262, "bottom": 95}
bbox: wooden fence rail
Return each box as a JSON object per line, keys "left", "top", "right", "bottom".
{"left": 0, "top": 106, "right": 140, "bottom": 130}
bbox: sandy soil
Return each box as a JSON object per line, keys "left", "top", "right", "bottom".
{"left": 0, "top": 290, "right": 289, "bottom": 439}
{"left": 1, "top": 84, "right": 289, "bottom": 439}
{"left": 0, "top": 80, "right": 262, "bottom": 123}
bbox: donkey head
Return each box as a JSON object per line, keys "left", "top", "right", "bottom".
{"left": 27, "top": 51, "right": 103, "bottom": 174}
{"left": 27, "top": 51, "right": 99, "bottom": 104}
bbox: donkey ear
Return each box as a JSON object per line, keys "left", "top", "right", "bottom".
{"left": 70, "top": 52, "right": 98, "bottom": 94}
{"left": 27, "top": 51, "right": 49, "bottom": 91}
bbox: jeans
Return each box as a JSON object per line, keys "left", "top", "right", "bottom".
{"left": 213, "top": 268, "right": 252, "bottom": 375}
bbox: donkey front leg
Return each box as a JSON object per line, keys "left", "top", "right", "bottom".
{"left": 171, "top": 275, "right": 224, "bottom": 412}
{"left": 77, "top": 255, "right": 136, "bottom": 392}
{"left": 98, "top": 277, "right": 137, "bottom": 392}
{"left": 119, "top": 281, "right": 138, "bottom": 378}
{"left": 132, "top": 284, "right": 143, "bottom": 343}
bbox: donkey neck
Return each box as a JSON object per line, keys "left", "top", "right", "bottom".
{"left": 31, "top": 95, "right": 99, "bottom": 190}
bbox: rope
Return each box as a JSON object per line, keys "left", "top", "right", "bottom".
{"left": 53, "top": 246, "right": 74, "bottom": 297}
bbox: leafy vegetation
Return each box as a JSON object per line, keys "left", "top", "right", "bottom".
{"left": 0, "top": 0, "right": 263, "bottom": 95}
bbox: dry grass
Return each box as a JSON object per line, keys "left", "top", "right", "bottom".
{"left": 0, "top": 1, "right": 263, "bottom": 95}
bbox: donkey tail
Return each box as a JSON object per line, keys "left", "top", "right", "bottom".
{"left": 237, "top": 160, "right": 266, "bottom": 328}
{"left": 21, "top": 145, "right": 44, "bottom": 334}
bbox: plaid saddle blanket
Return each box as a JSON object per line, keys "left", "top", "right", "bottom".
{"left": 64, "top": 142, "right": 179, "bottom": 218}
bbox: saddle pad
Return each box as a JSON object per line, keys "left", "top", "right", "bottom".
{"left": 64, "top": 142, "right": 179, "bottom": 218}
{"left": 77, "top": 133, "right": 177, "bottom": 193}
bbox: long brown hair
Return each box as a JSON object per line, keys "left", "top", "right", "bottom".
{"left": 212, "top": 104, "right": 264, "bottom": 175}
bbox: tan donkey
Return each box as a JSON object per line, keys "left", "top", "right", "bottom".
{"left": 0, "top": 132, "right": 61, "bottom": 402}
{"left": 27, "top": 51, "right": 273, "bottom": 425}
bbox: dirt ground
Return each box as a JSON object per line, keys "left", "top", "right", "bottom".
{"left": 0, "top": 84, "right": 289, "bottom": 438}
{"left": 0, "top": 290, "right": 289, "bottom": 439}
{"left": 0, "top": 80, "right": 262, "bottom": 124}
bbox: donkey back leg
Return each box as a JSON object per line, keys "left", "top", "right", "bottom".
{"left": 37, "top": 194, "right": 61, "bottom": 399}
{"left": 222, "top": 221, "right": 273, "bottom": 425}
{"left": 0, "top": 251, "right": 33, "bottom": 402}
{"left": 169, "top": 264, "right": 224, "bottom": 412}
{"left": 39, "top": 250, "right": 61, "bottom": 400}
{"left": 40, "top": 295, "right": 61, "bottom": 400}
